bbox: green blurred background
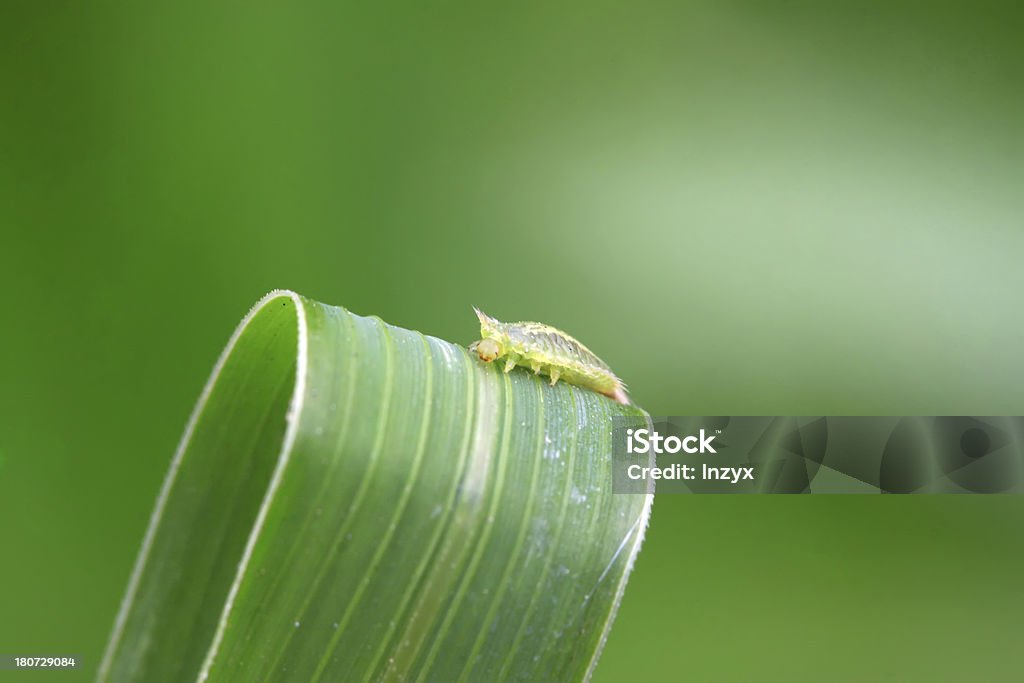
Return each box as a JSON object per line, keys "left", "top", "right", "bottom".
{"left": 2, "top": 1, "right": 1022, "bottom": 681}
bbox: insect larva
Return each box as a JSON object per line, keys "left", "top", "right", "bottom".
{"left": 468, "top": 307, "right": 630, "bottom": 405}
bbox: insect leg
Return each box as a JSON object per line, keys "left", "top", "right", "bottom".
{"left": 530, "top": 361, "right": 542, "bottom": 375}
{"left": 503, "top": 353, "right": 519, "bottom": 373}
{"left": 548, "top": 367, "right": 561, "bottom": 386}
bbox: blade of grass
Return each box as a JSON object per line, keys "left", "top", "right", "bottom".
{"left": 98, "top": 290, "right": 652, "bottom": 682}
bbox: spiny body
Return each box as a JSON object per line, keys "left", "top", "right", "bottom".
{"left": 469, "top": 308, "right": 629, "bottom": 405}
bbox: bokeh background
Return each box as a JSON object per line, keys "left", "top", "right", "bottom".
{"left": 2, "top": 2, "right": 1022, "bottom": 681}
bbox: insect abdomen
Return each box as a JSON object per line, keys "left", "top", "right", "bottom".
{"left": 508, "top": 325, "right": 625, "bottom": 401}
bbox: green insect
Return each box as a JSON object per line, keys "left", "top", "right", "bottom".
{"left": 469, "top": 308, "right": 629, "bottom": 405}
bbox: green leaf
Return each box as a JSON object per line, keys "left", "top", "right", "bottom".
{"left": 98, "top": 290, "right": 652, "bottom": 682}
